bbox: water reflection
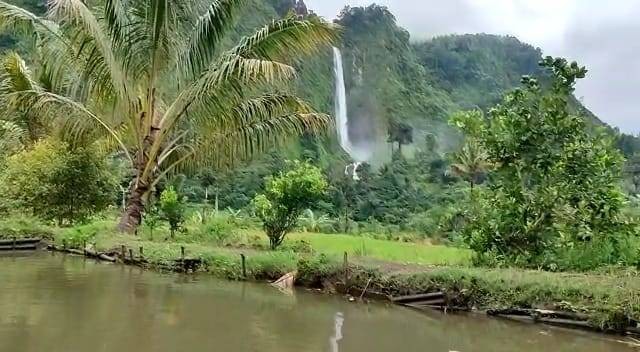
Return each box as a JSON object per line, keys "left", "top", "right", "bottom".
{"left": 0, "top": 253, "right": 636, "bottom": 352}
{"left": 330, "top": 312, "right": 344, "bottom": 352}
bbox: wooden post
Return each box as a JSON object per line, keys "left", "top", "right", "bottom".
{"left": 12, "top": 236, "right": 16, "bottom": 251}
{"left": 241, "top": 254, "right": 246, "bottom": 278}
{"left": 62, "top": 239, "right": 67, "bottom": 250}
{"left": 121, "top": 245, "right": 126, "bottom": 261}
{"left": 129, "top": 248, "right": 134, "bottom": 260}
{"left": 83, "top": 240, "right": 87, "bottom": 254}
{"left": 139, "top": 246, "right": 144, "bottom": 258}
{"left": 343, "top": 251, "right": 349, "bottom": 285}
{"left": 181, "top": 246, "right": 185, "bottom": 259}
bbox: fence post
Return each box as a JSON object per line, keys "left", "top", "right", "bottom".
{"left": 181, "top": 246, "right": 185, "bottom": 259}
{"left": 120, "top": 245, "right": 126, "bottom": 261}
{"left": 343, "top": 252, "right": 349, "bottom": 285}
{"left": 241, "top": 254, "right": 246, "bottom": 278}
{"left": 139, "top": 246, "right": 144, "bottom": 258}
{"left": 12, "top": 236, "right": 16, "bottom": 251}
{"left": 83, "top": 240, "right": 87, "bottom": 254}
{"left": 129, "top": 248, "right": 134, "bottom": 261}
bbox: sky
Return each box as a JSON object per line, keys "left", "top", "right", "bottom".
{"left": 305, "top": 0, "right": 640, "bottom": 134}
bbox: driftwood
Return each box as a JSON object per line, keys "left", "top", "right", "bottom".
{"left": 272, "top": 271, "right": 296, "bottom": 290}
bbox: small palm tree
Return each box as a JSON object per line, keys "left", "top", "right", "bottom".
{"left": 449, "top": 139, "right": 492, "bottom": 196}
{"left": 300, "top": 209, "right": 330, "bottom": 233}
{"left": 0, "top": 0, "right": 337, "bottom": 232}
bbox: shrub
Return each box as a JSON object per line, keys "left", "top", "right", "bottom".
{"left": 0, "top": 139, "right": 115, "bottom": 224}
{"left": 253, "top": 161, "right": 328, "bottom": 249}
{"left": 159, "top": 186, "right": 185, "bottom": 238}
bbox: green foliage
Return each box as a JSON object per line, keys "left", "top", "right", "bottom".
{"left": 159, "top": 186, "right": 185, "bottom": 238}
{"left": 453, "top": 57, "right": 637, "bottom": 270}
{"left": 143, "top": 206, "right": 161, "bottom": 240}
{"left": 299, "top": 209, "right": 331, "bottom": 233}
{"left": 253, "top": 160, "right": 328, "bottom": 249}
{"left": 0, "top": 213, "right": 55, "bottom": 240}
{"left": 0, "top": 139, "right": 115, "bottom": 224}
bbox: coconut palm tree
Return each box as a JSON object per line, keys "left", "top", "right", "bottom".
{"left": 0, "top": 0, "right": 337, "bottom": 232}
{"left": 449, "top": 139, "right": 492, "bottom": 197}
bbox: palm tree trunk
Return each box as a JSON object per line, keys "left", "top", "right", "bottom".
{"left": 118, "top": 115, "right": 162, "bottom": 233}
{"left": 117, "top": 179, "right": 149, "bottom": 233}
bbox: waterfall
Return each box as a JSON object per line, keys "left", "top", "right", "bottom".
{"left": 333, "top": 47, "right": 368, "bottom": 181}
{"left": 333, "top": 47, "right": 353, "bottom": 157}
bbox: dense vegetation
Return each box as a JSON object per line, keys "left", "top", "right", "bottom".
{"left": 0, "top": 0, "right": 639, "bottom": 275}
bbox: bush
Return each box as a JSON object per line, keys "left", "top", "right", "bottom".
{"left": 159, "top": 186, "right": 185, "bottom": 238}
{"left": 253, "top": 161, "right": 328, "bottom": 249}
{"left": 0, "top": 214, "right": 56, "bottom": 240}
{"left": 0, "top": 139, "right": 115, "bottom": 224}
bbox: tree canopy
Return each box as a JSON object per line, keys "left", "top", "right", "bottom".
{"left": 0, "top": 0, "right": 337, "bottom": 232}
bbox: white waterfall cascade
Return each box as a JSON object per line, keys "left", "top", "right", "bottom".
{"left": 333, "top": 47, "right": 367, "bottom": 181}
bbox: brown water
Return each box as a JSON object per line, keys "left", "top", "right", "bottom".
{"left": 0, "top": 252, "right": 636, "bottom": 352}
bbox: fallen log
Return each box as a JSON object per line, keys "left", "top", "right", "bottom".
{"left": 47, "top": 244, "right": 116, "bottom": 263}
{"left": 84, "top": 248, "right": 116, "bottom": 262}
{"left": 391, "top": 292, "right": 445, "bottom": 304}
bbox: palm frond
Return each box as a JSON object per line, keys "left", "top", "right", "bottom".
{"left": 228, "top": 15, "right": 338, "bottom": 61}
{"left": 180, "top": 0, "right": 247, "bottom": 79}
{"left": 8, "top": 90, "right": 132, "bottom": 163}
{"left": 0, "top": 52, "right": 38, "bottom": 96}
{"left": 48, "top": 0, "right": 128, "bottom": 99}
{"left": 175, "top": 111, "right": 330, "bottom": 173}
{"left": 0, "top": 119, "right": 25, "bottom": 156}
{"left": 162, "top": 55, "right": 296, "bottom": 131}
{"left": 0, "top": 1, "right": 58, "bottom": 38}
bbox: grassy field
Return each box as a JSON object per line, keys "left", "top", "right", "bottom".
{"left": 286, "top": 232, "right": 471, "bottom": 266}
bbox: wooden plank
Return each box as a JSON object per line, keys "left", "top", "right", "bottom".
{"left": 391, "top": 292, "right": 445, "bottom": 303}
{"left": 0, "top": 238, "right": 41, "bottom": 246}
{"left": 0, "top": 244, "right": 38, "bottom": 251}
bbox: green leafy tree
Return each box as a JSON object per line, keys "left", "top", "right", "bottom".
{"left": 0, "top": 139, "right": 115, "bottom": 224}
{"left": 159, "top": 186, "right": 184, "bottom": 238}
{"left": 0, "top": 0, "right": 337, "bottom": 233}
{"left": 253, "top": 161, "right": 327, "bottom": 249}
{"left": 452, "top": 57, "right": 632, "bottom": 268}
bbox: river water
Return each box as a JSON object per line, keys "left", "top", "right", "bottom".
{"left": 0, "top": 252, "right": 635, "bottom": 352}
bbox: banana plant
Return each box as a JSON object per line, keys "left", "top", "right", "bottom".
{"left": 0, "top": 0, "right": 337, "bottom": 232}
